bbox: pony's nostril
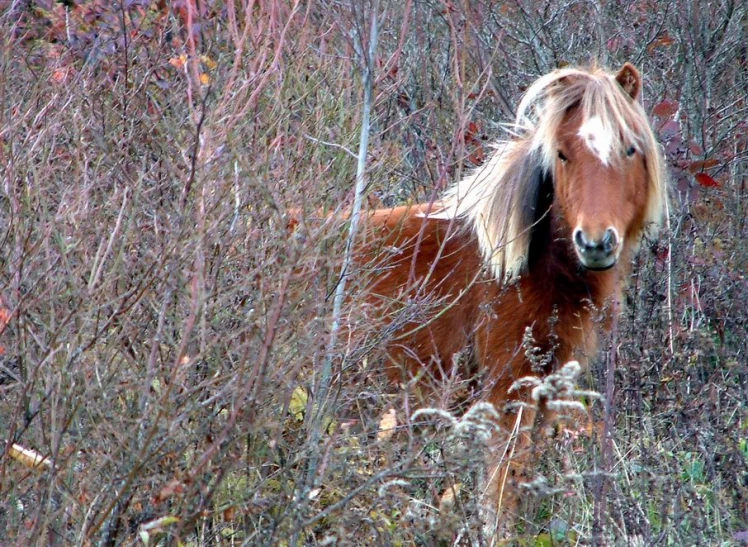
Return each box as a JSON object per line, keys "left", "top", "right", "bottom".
{"left": 574, "top": 228, "right": 587, "bottom": 249}
{"left": 603, "top": 228, "right": 618, "bottom": 253}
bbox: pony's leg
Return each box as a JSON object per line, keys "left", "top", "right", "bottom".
{"left": 484, "top": 402, "right": 535, "bottom": 537}
{"left": 483, "top": 398, "right": 555, "bottom": 539}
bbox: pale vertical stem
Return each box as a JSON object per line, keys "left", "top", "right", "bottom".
{"left": 318, "top": 0, "right": 379, "bottom": 423}
{"left": 593, "top": 289, "right": 620, "bottom": 544}
{"left": 665, "top": 193, "right": 674, "bottom": 355}
{"left": 300, "top": 0, "right": 380, "bottom": 508}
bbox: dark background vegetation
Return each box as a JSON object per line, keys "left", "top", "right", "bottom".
{"left": 0, "top": 0, "right": 746, "bottom": 545}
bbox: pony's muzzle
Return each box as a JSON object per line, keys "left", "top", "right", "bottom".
{"left": 573, "top": 227, "right": 620, "bottom": 270}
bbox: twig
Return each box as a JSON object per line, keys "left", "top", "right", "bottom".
{"left": 302, "top": 134, "right": 357, "bottom": 158}
{"left": 593, "top": 289, "right": 621, "bottom": 544}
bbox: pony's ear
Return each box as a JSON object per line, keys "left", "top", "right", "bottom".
{"left": 615, "top": 63, "right": 642, "bottom": 101}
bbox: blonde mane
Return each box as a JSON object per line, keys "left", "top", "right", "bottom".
{"left": 436, "top": 66, "right": 667, "bottom": 282}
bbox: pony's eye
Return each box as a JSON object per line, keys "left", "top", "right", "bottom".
{"left": 626, "top": 145, "right": 637, "bottom": 157}
{"left": 557, "top": 150, "right": 568, "bottom": 162}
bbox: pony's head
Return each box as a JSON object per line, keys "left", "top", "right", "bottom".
{"left": 440, "top": 63, "right": 667, "bottom": 281}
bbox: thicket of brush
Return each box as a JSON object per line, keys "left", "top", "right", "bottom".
{"left": 0, "top": 1, "right": 746, "bottom": 545}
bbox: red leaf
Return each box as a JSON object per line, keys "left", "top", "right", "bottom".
{"left": 468, "top": 144, "right": 485, "bottom": 165}
{"left": 655, "top": 246, "right": 670, "bottom": 263}
{"left": 665, "top": 139, "right": 681, "bottom": 157}
{"left": 688, "top": 140, "right": 704, "bottom": 156}
{"left": 464, "top": 121, "right": 481, "bottom": 145}
{"left": 659, "top": 119, "right": 680, "bottom": 141}
{"left": 687, "top": 159, "right": 719, "bottom": 173}
{"left": 441, "top": 1, "right": 456, "bottom": 14}
{"left": 467, "top": 90, "right": 495, "bottom": 100}
{"left": 653, "top": 99, "right": 679, "bottom": 118}
{"left": 606, "top": 37, "right": 622, "bottom": 52}
{"left": 647, "top": 33, "right": 675, "bottom": 53}
{"left": 694, "top": 173, "right": 720, "bottom": 188}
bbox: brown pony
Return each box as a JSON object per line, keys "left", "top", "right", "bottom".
{"left": 357, "top": 63, "right": 667, "bottom": 526}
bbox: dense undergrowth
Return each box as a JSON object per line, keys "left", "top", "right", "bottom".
{"left": 0, "top": 1, "right": 746, "bottom": 545}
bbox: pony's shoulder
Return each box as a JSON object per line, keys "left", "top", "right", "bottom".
{"left": 367, "top": 202, "right": 450, "bottom": 228}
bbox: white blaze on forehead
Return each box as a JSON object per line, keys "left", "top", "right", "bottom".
{"left": 578, "top": 116, "right": 614, "bottom": 165}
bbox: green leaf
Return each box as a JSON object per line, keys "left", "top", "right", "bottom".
{"left": 289, "top": 386, "right": 308, "bottom": 422}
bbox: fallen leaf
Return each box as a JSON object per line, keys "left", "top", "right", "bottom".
{"left": 139, "top": 515, "right": 181, "bottom": 544}
{"left": 439, "top": 482, "right": 462, "bottom": 510}
{"left": 376, "top": 408, "right": 397, "bottom": 442}
{"left": 153, "top": 479, "right": 185, "bottom": 503}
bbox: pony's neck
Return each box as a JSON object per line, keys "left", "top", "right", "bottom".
{"left": 509, "top": 208, "right": 622, "bottom": 373}
{"left": 528, "top": 202, "right": 622, "bottom": 311}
